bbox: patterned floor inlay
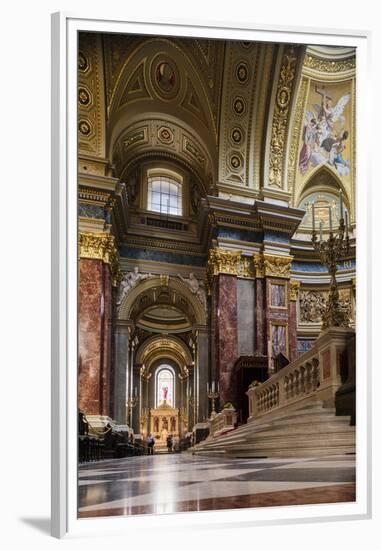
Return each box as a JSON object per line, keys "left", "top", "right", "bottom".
{"left": 78, "top": 453, "right": 356, "bottom": 518}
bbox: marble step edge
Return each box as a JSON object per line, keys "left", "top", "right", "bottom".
{"left": 195, "top": 436, "right": 356, "bottom": 452}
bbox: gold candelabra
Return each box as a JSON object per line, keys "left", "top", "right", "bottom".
{"left": 126, "top": 394, "right": 138, "bottom": 426}
{"left": 207, "top": 381, "right": 220, "bottom": 419}
{"left": 311, "top": 193, "right": 350, "bottom": 330}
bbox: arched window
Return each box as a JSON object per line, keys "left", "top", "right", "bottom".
{"left": 156, "top": 366, "right": 175, "bottom": 407}
{"left": 147, "top": 175, "right": 183, "bottom": 216}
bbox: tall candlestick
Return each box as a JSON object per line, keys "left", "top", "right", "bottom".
{"left": 312, "top": 203, "right": 315, "bottom": 232}
{"left": 339, "top": 191, "right": 343, "bottom": 220}
{"left": 319, "top": 221, "right": 323, "bottom": 242}
{"left": 329, "top": 206, "right": 333, "bottom": 232}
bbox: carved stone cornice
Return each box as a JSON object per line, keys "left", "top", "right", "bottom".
{"left": 290, "top": 279, "right": 301, "bottom": 301}
{"left": 261, "top": 253, "right": 293, "bottom": 279}
{"left": 304, "top": 54, "right": 356, "bottom": 74}
{"left": 79, "top": 231, "right": 121, "bottom": 287}
{"left": 207, "top": 248, "right": 242, "bottom": 277}
{"left": 268, "top": 45, "right": 299, "bottom": 189}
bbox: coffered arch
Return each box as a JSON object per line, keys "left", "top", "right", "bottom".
{"left": 107, "top": 38, "right": 218, "bottom": 183}
{"left": 118, "top": 275, "right": 207, "bottom": 326}
{"left": 136, "top": 334, "right": 193, "bottom": 376}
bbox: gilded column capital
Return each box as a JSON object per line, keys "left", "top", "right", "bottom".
{"left": 263, "top": 253, "right": 293, "bottom": 279}
{"left": 79, "top": 231, "right": 121, "bottom": 287}
{"left": 207, "top": 248, "right": 241, "bottom": 293}
{"left": 290, "top": 279, "right": 301, "bottom": 301}
{"left": 207, "top": 248, "right": 242, "bottom": 277}
{"left": 253, "top": 253, "right": 265, "bottom": 278}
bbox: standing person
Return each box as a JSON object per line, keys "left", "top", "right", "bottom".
{"left": 147, "top": 433, "right": 155, "bottom": 455}
{"left": 166, "top": 433, "right": 173, "bottom": 453}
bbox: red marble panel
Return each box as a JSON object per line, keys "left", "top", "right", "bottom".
{"left": 214, "top": 274, "right": 238, "bottom": 406}
{"left": 78, "top": 258, "right": 113, "bottom": 416}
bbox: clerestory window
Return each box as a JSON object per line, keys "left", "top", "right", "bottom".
{"left": 147, "top": 175, "right": 183, "bottom": 216}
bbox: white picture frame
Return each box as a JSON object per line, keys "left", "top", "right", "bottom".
{"left": 51, "top": 12, "right": 372, "bottom": 539}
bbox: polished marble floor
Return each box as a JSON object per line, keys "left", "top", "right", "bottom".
{"left": 78, "top": 453, "right": 356, "bottom": 517}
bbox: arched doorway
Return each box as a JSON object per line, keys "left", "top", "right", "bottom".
{"left": 113, "top": 274, "right": 208, "bottom": 446}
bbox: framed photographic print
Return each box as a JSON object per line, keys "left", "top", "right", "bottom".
{"left": 51, "top": 12, "right": 371, "bottom": 539}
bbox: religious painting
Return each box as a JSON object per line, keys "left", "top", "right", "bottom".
{"left": 298, "top": 80, "right": 352, "bottom": 178}
{"left": 269, "top": 282, "right": 287, "bottom": 308}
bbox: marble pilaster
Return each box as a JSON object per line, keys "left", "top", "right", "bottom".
{"left": 78, "top": 258, "right": 113, "bottom": 416}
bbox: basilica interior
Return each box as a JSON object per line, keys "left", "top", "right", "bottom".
{"left": 77, "top": 33, "right": 356, "bottom": 516}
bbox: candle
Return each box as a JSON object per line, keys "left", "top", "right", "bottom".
{"left": 312, "top": 203, "right": 315, "bottom": 232}
{"left": 329, "top": 206, "right": 332, "bottom": 232}
{"left": 134, "top": 386, "right": 137, "bottom": 397}
{"left": 207, "top": 382, "right": 210, "bottom": 393}
{"left": 217, "top": 381, "right": 220, "bottom": 393}
{"left": 212, "top": 381, "right": 215, "bottom": 392}
{"left": 319, "top": 221, "right": 323, "bottom": 242}
{"left": 339, "top": 191, "right": 343, "bottom": 220}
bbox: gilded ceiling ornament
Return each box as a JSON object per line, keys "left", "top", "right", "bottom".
{"left": 289, "top": 280, "right": 301, "bottom": 301}
{"left": 123, "top": 129, "right": 146, "bottom": 149}
{"left": 236, "top": 62, "right": 249, "bottom": 84}
{"left": 79, "top": 232, "right": 121, "bottom": 287}
{"left": 229, "top": 153, "right": 242, "bottom": 171}
{"left": 230, "top": 127, "right": 243, "bottom": 145}
{"left": 304, "top": 55, "right": 356, "bottom": 74}
{"left": 233, "top": 96, "right": 245, "bottom": 116}
{"left": 157, "top": 126, "right": 174, "bottom": 145}
{"left": 287, "top": 77, "right": 309, "bottom": 196}
{"left": 263, "top": 253, "right": 293, "bottom": 278}
{"left": 268, "top": 46, "right": 299, "bottom": 188}
{"left": 78, "top": 87, "right": 91, "bottom": 106}
{"left": 78, "top": 119, "right": 91, "bottom": 136}
{"left": 78, "top": 51, "right": 89, "bottom": 72}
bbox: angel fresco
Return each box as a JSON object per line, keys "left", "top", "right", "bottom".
{"left": 299, "top": 86, "right": 351, "bottom": 177}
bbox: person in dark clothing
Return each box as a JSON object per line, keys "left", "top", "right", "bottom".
{"left": 166, "top": 433, "right": 173, "bottom": 453}
{"left": 147, "top": 433, "right": 155, "bottom": 455}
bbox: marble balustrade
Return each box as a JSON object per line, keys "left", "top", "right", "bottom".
{"left": 247, "top": 326, "right": 355, "bottom": 421}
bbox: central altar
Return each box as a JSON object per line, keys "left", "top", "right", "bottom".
{"left": 150, "top": 400, "right": 180, "bottom": 442}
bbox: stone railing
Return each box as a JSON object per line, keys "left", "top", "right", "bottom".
{"left": 209, "top": 407, "right": 237, "bottom": 437}
{"left": 247, "top": 326, "right": 355, "bottom": 422}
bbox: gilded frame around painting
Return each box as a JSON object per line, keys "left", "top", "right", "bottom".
{"left": 51, "top": 12, "right": 372, "bottom": 539}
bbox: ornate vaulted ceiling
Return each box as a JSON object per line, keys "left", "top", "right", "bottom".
{"left": 77, "top": 32, "right": 356, "bottom": 250}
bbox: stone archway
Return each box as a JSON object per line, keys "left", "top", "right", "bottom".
{"left": 113, "top": 274, "right": 209, "bottom": 433}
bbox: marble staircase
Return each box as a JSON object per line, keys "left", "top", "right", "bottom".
{"left": 190, "top": 402, "right": 355, "bottom": 458}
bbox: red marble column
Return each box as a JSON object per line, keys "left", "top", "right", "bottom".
{"left": 78, "top": 258, "right": 113, "bottom": 416}
{"left": 213, "top": 274, "right": 238, "bottom": 407}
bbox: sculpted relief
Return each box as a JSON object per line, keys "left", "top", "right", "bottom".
{"left": 177, "top": 273, "right": 207, "bottom": 310}
{"left": 116, "top": 269, "right": 207, "bottom": 311}
{"left": 299, "top": 288, "right": 353, "bottom": 324}
{"left": 116, "top": 267, "right": 152, "bottom": 306}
